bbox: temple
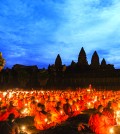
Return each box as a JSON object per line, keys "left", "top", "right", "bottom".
{"left": 0, "top": 47, "right": 120, "bottom": 90}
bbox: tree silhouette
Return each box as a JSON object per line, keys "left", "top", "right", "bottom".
{"left": 17, "top": 69, "right": 30, "bottom": 88}
{"left": 0, "top": 52, "right": 5, "bottom": 71}
{"left": 91, "top": 51, "right": 100, "bottom": 68}
{"left": 38, "top": 70, "right": 49, "bottom": 87}
{"left": 78, "top": 47, "right": 88, "bottom": 66}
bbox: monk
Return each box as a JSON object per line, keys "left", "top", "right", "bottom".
{"left": 89, "top": 105, "right": 112, "bottom": 134}
{"left": 63, "top": 99, "right": 72, "bottom": 117}
{"left": 0, "top": 106, "right": 9, "bottom": 121}
{"left": 34, "top": 103, "right": 54, "bottom": 130}
{"left": 103, "top": 101, "right": 116, "bottom": 125}
{"left": 7, "top": 101, "right": 20, "bottom": 118}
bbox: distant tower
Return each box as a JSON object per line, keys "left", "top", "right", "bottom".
{"left": 91, "top": 51, "right": 100, "bottom": 68}
{"left": 55, "top": 54, "right": 62, "bottom": 71}
{"left": 71, "top": 60, "right": 76, "bottom": 67}
{"left": 101, "top": 58, "right": 106, "bottom": 66}
{"left": 78, "top": 47, "right": 88, "bottom": 66}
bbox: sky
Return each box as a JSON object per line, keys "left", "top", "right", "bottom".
{"left": 0, "top": 0, "right": 120, "bottom": 69}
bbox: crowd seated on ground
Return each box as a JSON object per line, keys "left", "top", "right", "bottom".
{"left": 0, "top": 88, "right": 120, "bottom": 131}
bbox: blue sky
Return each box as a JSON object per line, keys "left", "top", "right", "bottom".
{"left": 0, "top": 0, "right": 120, "bottom": 69}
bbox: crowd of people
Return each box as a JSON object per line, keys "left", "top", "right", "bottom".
{"left": 0, "top": 88, "right": 120, "bottom": 133}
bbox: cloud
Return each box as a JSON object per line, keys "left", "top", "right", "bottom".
{"left": 0, "top": 0, "right": 120, "bottom": 68}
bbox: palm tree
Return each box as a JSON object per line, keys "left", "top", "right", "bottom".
{"left": 0, "top": 52, "right": 5, "bottom": 71}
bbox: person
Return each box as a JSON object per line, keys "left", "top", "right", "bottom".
{"left": 0, "top": 113, "right": 19, "bottom": 134}
{"left": 55, "top": 101, "right": 68, "bottom": 122}
{"left": 71, "top": 100, "right": 80, "bottom": 116}
{"left": 88, "top": 105, "right": 112, "bottom": 134}
{"left": 0, "top": 106, "right": 9, "bottom": 121}
{"left": 34, "top": 103, "right": 54, "bottom": 130}
{"left": 7, "top": 101, "right": 20, "bottom": 118}
{"left": 78, "top": 96, "right": 86, "bottom": 111}
{"left": 63, "top": 99, "right": 72, "bottom": 116}
{"left": 94, "top": 97, "right": 101, "bottom": 110}
{"left": 103, "top": 101, "right": 116, "bottom": 125}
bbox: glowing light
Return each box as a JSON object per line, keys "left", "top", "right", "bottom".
{"left": 3, "top": 92, "right": 7, "bottom": 97}
{"left": 21, "top": 108, "right": 30, "bottom": 116}
{"left": 21, "top": 126, "right": 26, "bottom": 131}
{"left": 115, "top": 110, "right": 120, "bottom": 125}
{"left": 8, "top": 92, "right": 12, "bottom": 99}
{"left": 25, "top": 103, "right": 28, "bottom": 106}
{"left": 41, "top": 91, "right": 44, "bottom": 94}
{"left": 45, "top": 118, "right": 48, "bottom": 123}
{"left": 77, "top": 107, "right": 79, "bottom": 111}
{"left": 87, "top": 89, "right": 90, "bottom": 92}
{"left": 36, "top": 100, "right": 39, "bottom": 103}
{"left": 109, "top": 127, "right": 114, "bottom": 134}
{"left": 87, "top": 102, "right": 91, "bottom": 108}
{"left": 94, "top": 96, "right": 97, "bottom": 102}
{"left": 60, "top": 110, "right": 63, "bottom": 115}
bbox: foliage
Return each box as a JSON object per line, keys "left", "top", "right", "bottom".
{"left": 17, "top": 69, "right": 30, "bottom": 87}
{"left": 0, "top": 52, "right": 5, "bottom": 71}
{"left": 38, "top": 70, "right": 49, "bottom": 86}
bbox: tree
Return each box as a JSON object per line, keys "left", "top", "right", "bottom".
{"left": 38, "top": 70, "right": 49, "bottom": 87}
{"left": 91, "top": 51, "right": 100, "bottom": 68}
{"left": 17, "top": 69, "right": 30, "bottom": 88}
{"left": 78, "top": 47, "right": 88, "bottom": 66}
{"left": 0, "top": 52, "right": 5, "bottom": 71}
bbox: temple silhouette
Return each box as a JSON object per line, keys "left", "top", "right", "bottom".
{"left": 0, "top": 47, "right": 120, "bottom": 90}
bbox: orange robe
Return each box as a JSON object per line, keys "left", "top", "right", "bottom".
{"left": 34, "top": 111, "right": 52, "bottom": 130}
{"left": 17, "top": 100, "right": 24, "bottom": 110}
{"left": 29, "top": 103, "right": 37, "bottom": 116}
{"left": 78, "top": 100, "right": 86, "bottom": 111}
{"left": 71, "top": 104, "right": 79, "bottom": 116}
{"left": 89, "top": 113, "right": 111, "bottom": 134}
{"left": 7, "top": 106, "right": 20, "bottom": 118}
{"left": 103, "top": 108, "right": 116, "bottom": 125}
{"left": 0, "top": 111, "right": 9, "bottom": 121}
{"left": 49, "top": 107, "right": 61, "bottom": 124}
{"left": 94, "top": 101, "right": 101, "bottom": 110}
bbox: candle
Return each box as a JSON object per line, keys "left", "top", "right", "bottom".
{"left": 109, "top": 127, "right": 114, "bottom": 134}
{"left": 3, "top": 92, "right": 7, "bottom": 97}
{"left": 115, "top": 110, "right": 120, "bottom": 125}
{"left": 21, "top": 108, "right": 29, "bottom": 116}
{"left": 45, "top": 118, "right": 48, "bottom": 123}
{"left": 87, "top": 89, "right": 90, "bottom": 92}
{"left": 87, "top": 102, "right": 91, "bottom": 109}
{"left": 25, "top": 103, "right": 28, "bottom": 106}
{"left": 60, "top": 110, "right": 63, "bottom": 115}
{"left": 21, "top": 126, "right": 26, "bottom": 131}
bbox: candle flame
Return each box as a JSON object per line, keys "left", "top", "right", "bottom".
{"left": 109, "top": 127, "right": 114, "bottom": 134}
{"left": 45, "top": 118, "right": 48, "bottom": 122}
{"left": 21, "top": 126, "right": 26, "bottom": 131}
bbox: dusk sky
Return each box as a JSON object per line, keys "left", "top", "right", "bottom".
{"left": 0, "top": 0, "right": 120, "bottom": 69}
